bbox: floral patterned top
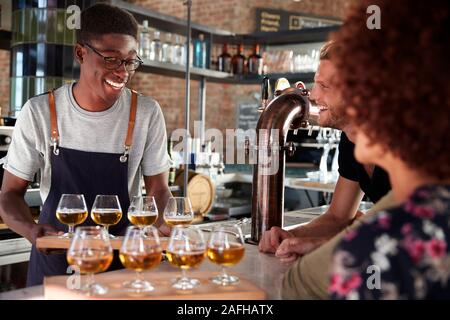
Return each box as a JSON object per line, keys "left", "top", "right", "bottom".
{"left": 330, "top": 184, "right": 450, "bottom": 300}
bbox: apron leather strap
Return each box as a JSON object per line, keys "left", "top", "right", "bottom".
{"left": 120, "top": 90, "right": 138, "bottom": 163}
{"left": 48, "top": 90, "right": 60, "bottom": 155}
{"left": 125, "top": 90, "right": 138, "bottom": 148}
{"left": 48, "top": 88, "right": 139, "bottom": 161}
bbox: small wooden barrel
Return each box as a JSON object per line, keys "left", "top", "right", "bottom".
{"left": 174, "top": 169, "right": 215, "bottom": 217}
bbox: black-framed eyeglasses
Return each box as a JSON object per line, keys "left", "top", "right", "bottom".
{"left": 83, "top": 43, "right": 143, "bottom": 71}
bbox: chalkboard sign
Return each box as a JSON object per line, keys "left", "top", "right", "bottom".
{"left": 236, "top": 101, "right": 260, "bottom": 131}
{"left": 256, "top": 8, "right": 341, "bottom": 32}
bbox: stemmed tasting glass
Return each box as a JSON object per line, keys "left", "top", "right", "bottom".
{"left": 56, "top": 194, "right": 88, "bottom": 238}
{"left": 163, "top": 197, "right": 194, "bottom": 226}
{"left": 119, "top": 225, "right": 162, "bottom": 292}
{"left": 66, "top": 226, "right": 113, "bottom": 295}
{"left": 166, "top": 225, "right": 206, "bottom": 290}
{"left": 127, "top": 196, "right": 159, "bottom": 228}
{"left": 91, "top": 195, "right": 122, "bottom": 238}
{"left": 207, "top": 224, "right": 245, "bottom": 286}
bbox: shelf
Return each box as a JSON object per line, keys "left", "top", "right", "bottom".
{"left": 139, "top": 59, "right": 315, "bottom": 84}
{"left": 0, "top": 30, "right": 11, "bottom": 50}
{"left": 216, "top": 72, "right": 315, "bottom": 84}
{"left": 214, "top": 26, "right": 340, "bottom": 46}
{"left": 139, "top": 59, "right": 233, "bottom": 81}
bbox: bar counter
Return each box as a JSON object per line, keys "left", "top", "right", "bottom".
{"left": 0, "top": 243, "right": 289, "bottom": 300}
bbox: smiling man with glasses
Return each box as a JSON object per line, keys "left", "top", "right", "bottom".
{"left": 0, "top": 3, "right": 173, "bottom": 286}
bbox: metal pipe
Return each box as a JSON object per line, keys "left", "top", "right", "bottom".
{"left": 199, "top": 77, "right": 206, "bottom": 145}
{"left": 183, "top": 0, "right": 192, "bottom": 197}
{"left": 250, "top": 87, "right": 310, "bottom": 243}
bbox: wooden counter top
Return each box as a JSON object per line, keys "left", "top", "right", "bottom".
{"left": 0, "top": 243, "right": 289, "bottom": 300}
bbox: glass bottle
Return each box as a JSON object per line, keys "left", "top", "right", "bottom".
{"left": 218, "top": 43, "right": 232, "bottom": 73}
{"left": 248, "top": 44, "right": 263, "bottom": 75}
{"left": 193, "top": 33, "right": 207, "bottom": 68}
{"left": 171, "top": 35, "right": 183, "bottom": 65}
{"left": 150, "top": 29, "right": 162, "bottom": 62}
{"left": 162, "top": 32, "right": 173, "bottom": 63}
{"left": 180, "top": 37, "right": 193, "bottom": 66}
{"left": 232, "top": 44, "right": 246, "bottom": 75}
{"left": 168, "top": 138, "right": 176, "bottom": 186}
{"left": 139, "top": 20, "right": 151, "bottom": 59}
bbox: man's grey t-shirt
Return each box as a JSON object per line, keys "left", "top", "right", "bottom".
{"left": 4, "top": 83, "right": 171, "bottom": 203}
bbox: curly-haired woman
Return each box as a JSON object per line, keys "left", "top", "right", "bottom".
{"left": 329, "top": 0, "right": 450, "bottom": 299}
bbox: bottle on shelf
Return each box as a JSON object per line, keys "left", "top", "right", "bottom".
{"left": 171, "top": 35, "right": 183, "bottom": 65}
{"left": 248, "top": 44, "right": 263, "bottom": 75}
{"left": 232, "top": 44, "right": 246, "bottom": 75}
{"left": 168, "top": 138, "right": 176, "bottom": 186}
{"left": 162, "top": 32, "right": 173, "bottom": 63}
{"left": 193, "top": 33, "right": 207, "bottom": 68}
{"left": 150, "top": 29, "right": 162, "bottom": 62}
{"left": 139, "top": 20, "right": 151, "bottom": 59}
{"left": 218, "top": 43, "right": 232, "bottom": 73}
{"left": 180, "top": 37, "right": 193, "bottom": 66}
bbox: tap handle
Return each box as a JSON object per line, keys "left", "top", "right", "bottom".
{"left": 259, "top": 76, "right": 271, "bottom": 113}
{"left": 261, "top": 76, "right": 270, "bottom": 100}
{"left": 284, "top": 141, "right": 296, "bottom": 157}
{"left": 244, "top": 138, "right": 250, "bottom": 156}
{"left": 274, "top": 77, "right": 290, "bottom": 96}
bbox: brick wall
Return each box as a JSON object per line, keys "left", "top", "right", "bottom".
{"left": 128, "top": 0, "right": 354, "bottom": 134}
{"left": 0, "top": 0, "right": 354, "bottom": 126}
{"left": 0, "top": 50, "right": 10, "bottom": 117}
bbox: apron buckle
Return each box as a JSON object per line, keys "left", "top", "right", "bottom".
{"left": 51, "top": 137, "right": 60, "bottom": 156}
{"left": 120, "top": 145, "right": 130, "bottom": 163}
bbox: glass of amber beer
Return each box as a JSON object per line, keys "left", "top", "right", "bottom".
{"left": 166, "top": 225, "right": 206, "bottom": 290}
{"left": 56, "top": 194, "right": 88, "bottom": 238}
{"left": 119, "top": 225, "right": 162, "bottom": 292}
{"left": 163, "top": 197, "right": 194, "bottom": 226}
{"left": 66, "top": 226, "right": 113, "bottom": 295}
{"left": 91, "top": 195, "right": 123, "bottom": 238}
{"left": 127, "top": 196, "right": 159, "bottom": 228}
{"left": 207, "top": 224, "right": 245, "bottom": 286}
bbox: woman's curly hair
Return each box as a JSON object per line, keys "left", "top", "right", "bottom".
{"left": 331, "top": 0, "right": 450, "bottom": 179}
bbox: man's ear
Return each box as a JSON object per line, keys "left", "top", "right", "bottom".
{"left": 74, "top": 43, "right": 85, "bottom": 64}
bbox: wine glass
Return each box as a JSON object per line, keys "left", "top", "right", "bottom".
{"left": 56, "top": 194, "right": 88, "bottom": 238}
{"left": 127, "top": 196, "right": 159, "bottom": 228}
{"left": 66, "top": 226, "right": 113, "bottom": 295}
{"left": 166, "top": 225, "right": 206, "bottom": 290}
{"left": 207, "top": 224, "right": 245, "bottom": 286}
{"left": 91, "top": 195, "right": 123, "bottom": 238}
{"left": 119, "top": 225, "right": 162, "bottom": 292}
{"left": 163, "top": 197, "right": 194, "bottom": 226}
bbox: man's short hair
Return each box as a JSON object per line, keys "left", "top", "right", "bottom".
{"left": 320, "top": 40, "right": 340, "bottom": 60}
{"left": 76, "top": 3, "right": 138, "bottom": 44}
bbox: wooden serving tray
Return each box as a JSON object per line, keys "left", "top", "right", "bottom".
{"left": 36, "top": 236, "right": 169, "bottom": 251}
{"left": 44, "top": 269, "right": 266, "bottom": 300}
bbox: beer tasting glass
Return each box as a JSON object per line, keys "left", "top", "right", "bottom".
{"left": 163, "top": 197, "right": 194, "bottom": 226}
{"left": 166, "top": 225, "right": 206, "bottom": 290}
{"left": 127, "top": 196, "right": 159, "bottom": 228}
{"left": 207, "top": 224, "right": 245, "bottom": 286}
{"left": 56, "top": 194, "right": 88, "bottom": 238}
{"left": 66, "top": 226, "right": 113, "bottom": 295}
{"left": 91, "top": 195, "right": 123, "bottom": 238}
{"left": 119, "top": 225, "right": 162, "bottom": 292}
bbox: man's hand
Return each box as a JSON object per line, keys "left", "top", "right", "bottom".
{"left": 258, "top": 226, "right": 293, "bottom": 253}
{"left": 29, "top": 224, "right": 65, "bottom": 255}
{"left": 157, "top": 223, "right": 171, "bottom": 237}
{"left": 275, "top": 237, "right": 328, "bottom": 264}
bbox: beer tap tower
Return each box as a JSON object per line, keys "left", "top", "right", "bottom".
{"left": 249, "top": 78, "right": 310, "bottom": 244}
